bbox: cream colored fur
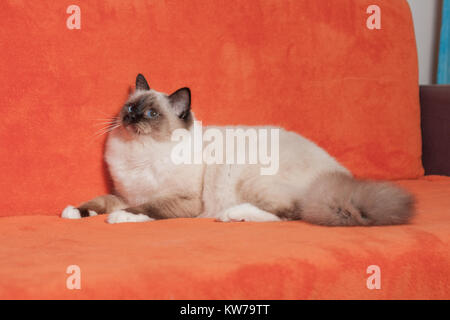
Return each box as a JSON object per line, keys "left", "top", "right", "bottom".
{"left": 104, "top": 93, "right": 351, "bottom": 222}
{"left": 63, "top": 81, "right": 415, "bottom": 226}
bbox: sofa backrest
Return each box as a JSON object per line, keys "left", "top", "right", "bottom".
{"left": 0, "top": 0, "right": 423, "bottom": 216}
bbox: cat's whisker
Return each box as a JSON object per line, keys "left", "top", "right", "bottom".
{"left": 94, "top": 124, "right": 121, "bottom": 136}
{"left": 94, "top": 122, "right": 119, "bottom": 130}
{"left": 86, "top": 126, "right": 121, "bottom": 146}
{"left": 92, "top": 123, "right": 122, "bottom": 138}
{"left": 91, "top": 110, "right": 119, "bottom": 118}
{"left": 90, "top": 117, "right": 118, "bottom": 121}
{"left": 93, "top": 119, "right": 117, "bottom": 124}
{"left": 90, "top": 116, "right": 121, "bottom": 125}
{"left": 92, "top": 120, "right": 119, "bottom": 127}
{"left": 91, "top": 129, "right": 119, "bottom": 140}
{"left": 92, "top": 116, "right": 120, "bottom": 122}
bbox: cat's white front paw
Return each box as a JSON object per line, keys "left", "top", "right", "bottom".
{"left": 61, "top": 205, "right": 98, "bottom": 219}
{"left": 217, "top": 203, "right": 281, "bottom": 222}
{"left": 107, "top": 210, "right": 153, "bottom": 224}
{"left": 61, "top": 205, "right": 81, "bottom": 219}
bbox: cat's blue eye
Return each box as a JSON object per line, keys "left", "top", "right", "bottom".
{"left": 146, "top": 109, "right": 159, "bottom": 118}
{"left": 127, "top": 106, "right": 133, "bottom": 113}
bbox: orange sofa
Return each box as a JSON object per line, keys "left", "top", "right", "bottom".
{"left": 0, "top": 0, "right": 449, "bottom": 299}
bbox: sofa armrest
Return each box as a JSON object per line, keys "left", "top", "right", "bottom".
{"left": 420, "top": 85, "right": 450, "bottom": 176}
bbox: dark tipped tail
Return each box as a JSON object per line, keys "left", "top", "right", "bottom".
{"left": 301, "top": 172, "right": 415, "bottom": 226}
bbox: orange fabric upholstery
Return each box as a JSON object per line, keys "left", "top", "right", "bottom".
{"left": 0, "top": 177, "right": 449, "bottom": 299}
{"left": 1, "top": 0, "right": 445, "bottom": 300}
{"left": 0, "top": 0, "right": 423, "bottom": 217}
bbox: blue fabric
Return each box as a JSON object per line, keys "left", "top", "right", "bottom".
{"left": 438, "top": 0, "right": 450, "bottom": 84}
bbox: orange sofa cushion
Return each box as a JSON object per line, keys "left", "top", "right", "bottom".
{"left": 0, "top": 0, "right": 423, "bottom": 217}
{"left": 0, "top": 177, "right": 448, "bottom": 299}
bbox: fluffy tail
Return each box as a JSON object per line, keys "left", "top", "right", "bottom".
{"left": 301, "top": 172, "right": 415, "bottom": 226}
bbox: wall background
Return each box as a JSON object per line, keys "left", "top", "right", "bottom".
{"left": 407, "top": 0, "right": 442, "bottom": 84}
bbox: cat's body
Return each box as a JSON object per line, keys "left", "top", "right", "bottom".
{"left": 62, "top": 74, "right": 414, "bottom": 226}
{"left": 199, "top": 126, "right": 350, "bottom": 219}
{"left": 106, "top": 123, "right": 348, "bottom": 219}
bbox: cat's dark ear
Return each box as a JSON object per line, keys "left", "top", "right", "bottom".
{"left": 169, "top": 88, "right": 191, "bottom": 119}
{"left": 136, "top": 74, "right": 150, "bottom": 91}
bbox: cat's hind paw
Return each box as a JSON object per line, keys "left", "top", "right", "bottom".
{"left": 107, "top": 210, "right": 153, "bottom": 224}
{"left": 61, "top": 205, "right": 81, "bottom": 219}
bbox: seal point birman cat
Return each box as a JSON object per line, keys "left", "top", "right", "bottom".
{"left": 62, "top": 74, "right": 414, "bottom": 226}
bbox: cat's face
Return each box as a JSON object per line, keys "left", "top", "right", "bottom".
{"left": 119, "top": 74, "right": 193, "bottom": 140}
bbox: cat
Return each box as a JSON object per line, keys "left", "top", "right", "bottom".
{"left": 61, "top": 74, "right": 414, "bottom": 226}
